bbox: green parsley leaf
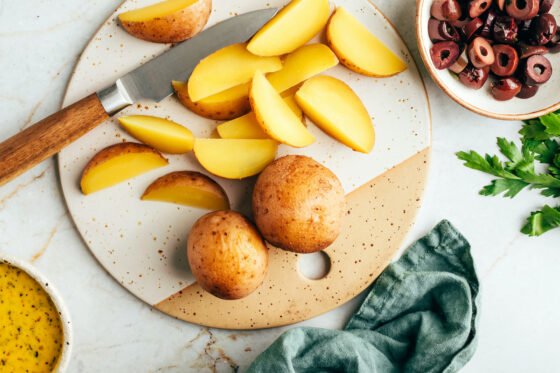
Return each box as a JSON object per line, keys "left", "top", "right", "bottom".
{"left": 521, "top": 206, "right": 560, "bottom": 236}
{"left": 540, "top": 113, "right": 560, "bottom": 137}
{"left": 456, "top": 150, "right": 519, "bottom": 179}
{"left": 531, "top": 140, "right": 560, "bottom": 164}
{"left": 520, "top": 120, "right": 551, "bottom": 141}
{"left": 459, "top": 111, "right": 560, "bottom": 236}
{"left": 480, "top": 179, "right": 529, "bottom": 198}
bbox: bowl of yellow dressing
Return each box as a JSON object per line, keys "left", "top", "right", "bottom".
{"left": 0, "top": 256, "right": 72, "bottom": 372}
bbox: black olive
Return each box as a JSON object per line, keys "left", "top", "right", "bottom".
{"left": 491, "top": 77, "right": 522, "bottom": 100}
{"left": 459, "top": 64, "right": 490, "bottom": 89}
{"left": 523, "top": 54, "right": 553, "bottom": 84}
{"left": 493, "top": 16, "right": 519, "bottom": 44}
{"left": 529, "top": 14, "right": 558, "bottom": 45}
{"left": 517, "top": 84, "right": 540, "bottom": 98}
{"left": 430, "top": 41, "right": 461, "bottom": 69}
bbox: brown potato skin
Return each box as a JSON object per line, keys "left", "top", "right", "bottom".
{"left": 187, "top": 211, "right": 268, "bottom": 300}
{"left": 252, "top": 155, "right": 345, "bottom": 253}
{"left": 120, "top": 0, "right": 212, "bottom": 44}
{"left": 173, "top": 81, "right": 251, "bottom": 121}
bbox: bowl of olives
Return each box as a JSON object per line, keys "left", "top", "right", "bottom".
{"left": 417, "top": 0, "right": 560, "bottom": 120}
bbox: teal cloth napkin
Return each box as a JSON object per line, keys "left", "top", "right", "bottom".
{"left": 248, "top": 220, "right": 479, "bottom": 373}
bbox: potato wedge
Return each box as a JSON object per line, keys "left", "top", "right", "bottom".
{"left": 119, "top": 0, "right": 211, "bottom": 43}
{"left": 188, "top": 44, "right": 282, "bottom": 102}
{"left": 81, "top": 143, "right": 168, "bottom": 195}
{"left": 172, "top": 81, "right": 250, "bottom": 121}
{"left": 217, "top": 96, "right": 303, "bottom": 140}
{"left": 247, "top": 0, "right": 330, "bottom": 56}
{"left": 267, "top": 44, "right": 338, "bottom": 93}
{"left": 296, "top": 76, "right": 375, "bottom": 153}
{"left": 326, "top": 7, "right": 406, "bottom": 77}
{"left": 194, "top": 139, "right": 277, "bottom": 179}
{"left": 142, "top": 171, "right": 229, "bottom": 210}
{"left": 118, "top": 115, "right": 194, "bottom": 154}
{"left": 216, "top": 114, "right": 269, "bottom": 140}
{"left": 250, "top": 72, "right": 314, "bottom": 148}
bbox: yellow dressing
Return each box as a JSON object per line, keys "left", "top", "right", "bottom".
{"left": 0, "top": 262, "right": 64, "bottom": 372}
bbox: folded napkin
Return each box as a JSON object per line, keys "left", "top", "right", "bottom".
{"left": 248, "top": 220, "right": 479, "bottom": 373}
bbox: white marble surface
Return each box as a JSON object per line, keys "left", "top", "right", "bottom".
{"left": 0, "top": 1, "right": 559, "bottom": 372}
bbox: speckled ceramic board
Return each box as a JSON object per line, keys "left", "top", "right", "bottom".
{"left": 59, "top": 0, "right": 431, "bottom": 329}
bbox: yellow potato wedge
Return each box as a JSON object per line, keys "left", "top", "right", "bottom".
{"left": 267, "top": 44, "right": 339, "bottom": 93}
{"left": 119, "top": 0, "right": 212, "bottom": 43}
{"left": 118, "top": 115, "right": 194, "bottom": 154}
{"left": 247, "top": 0, "right": 330, "bottom": 56}
{"left": 216, "top": 114, "right": 269, "bottom": 140}
{"left": 81, "top": 143, "right": 168, "bottom": 195}
{"left": 188, "top": 44, "right": 282, "bottom": 102}
{"left": 194, "top": 139, "right": 277, "bottom": 179}
{"left": 296, "top": 76, "right": 375, "bottom": 153}
{"left": 326, "top": 7, "right": 406, "bottom": 77}
{"left": 172, "top": 81, "right": 251, "bottom": 121}
{"left": 217, "top": 96, "right": 303, "bottom": 140}
{"left": 250, "top": 72, "right": 314, "bottom": 148}
{"left": 142, "top": 171, "right": 229, "bottom": 210}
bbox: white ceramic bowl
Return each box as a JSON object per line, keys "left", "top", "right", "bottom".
{"left": 0, "top": 256, "right": 72, "bottom": 372}
{"left": 416, "top": 0, "right": 560, "bottom": 120}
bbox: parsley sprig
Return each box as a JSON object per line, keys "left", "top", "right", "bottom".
{"left": 456, "top": 110, "right": 560, "bottom": 236}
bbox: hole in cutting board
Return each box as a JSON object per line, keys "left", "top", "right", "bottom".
{"left": 298, "top": 251, "right": 331, "bottom": 280}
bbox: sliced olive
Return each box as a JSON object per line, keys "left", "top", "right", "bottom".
{"left": 430, "top": 41, "right": 461, "bottom": 69}
{"left": 517, "top": 84, "right": 539, "bottom": 98}
{"left": 491, "top": 77, "right": 522, "bottom": 101}
{"left": 548, "top": 29, "right": 560, "bottom": 52}
{"left": 493, "top": 16, "right": 519, "bottom": 44}
{"left": 469, "top": 0, "right": 493, "bottom": 18}
{"left": 462, "top": 17, "right": 484, "bottom": 40}
{"left": 491, "top": 44, "right": 520, "bottom": 76}
{"left": 459, "top": 64, "right": 490, "bottom": 89}
{"left": 529, "top": 14, "right": 558, "bottom": 45}
{"left": 506, "top": 0, "right": 540, "bottom": 21}
{"left": 519, "top": 44, "right": 549, "bottom": 58}
{"left": 518, "top": 19, "right": 534, "bottom": 42}
{"left": 480, "top": 9, "right": 498, "bottom": 38}
{"left": 449, "top": 48, "right": 470, "bottom": 73}
{"left": 540, "top": 0, "right": 554, "bottom": 13}
{"left": 523, "top": 54, "right": 553, "bottom": 84}
{"left": 432, "top": 0, "right": 463, "bottom": 21}
{"left": 429, "top": 18, "right": 462, "bottom": 42}
{"left": 468, "top": 37, "right": 496, "bottom": 67}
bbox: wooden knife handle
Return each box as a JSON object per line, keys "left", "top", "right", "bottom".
{"left": 0, "top": 94, "right": 109, "bottom": 187}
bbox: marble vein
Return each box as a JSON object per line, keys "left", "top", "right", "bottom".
{"left": 0, "top": 166, "right": 50, "bottom": 210}
{"left": 482, "top": 233, "right": 522, "bottom": 279}
{"left": 20, "top": 59, "right": 76, "bottom": 130}
{"left": 30, "top": 213, "right": 67, "bottom": 262}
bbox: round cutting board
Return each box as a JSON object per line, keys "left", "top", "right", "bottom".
{"left": 59, "top": 0, "right": 431, "bottom": 329}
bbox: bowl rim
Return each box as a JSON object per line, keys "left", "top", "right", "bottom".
{"left": 415, "top": 0, "right": 560, "bottom": 121}
{"left": 0, "top": 255, "right": 73, "bottom": 373}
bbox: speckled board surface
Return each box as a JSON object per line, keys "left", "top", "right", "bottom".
{"left": 58, "top": 0, "right": 432, "bottom": 329}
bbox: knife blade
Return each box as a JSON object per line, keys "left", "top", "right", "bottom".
{"left": 0, "top": 8, "right": 278, "bottom": 187}
{"left": 98, "top": 8, "right": 279, "bottom": 114}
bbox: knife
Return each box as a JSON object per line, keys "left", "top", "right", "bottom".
{"left": 0, "top": 8, "right": 278, "bottom": 187}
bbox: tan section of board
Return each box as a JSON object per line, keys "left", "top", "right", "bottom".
{"left": 155, "top": 148, "right": 431, "bottom": 329}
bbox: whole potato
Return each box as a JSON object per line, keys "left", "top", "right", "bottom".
{"left": 252, "top": 155, "right": 345, "bottom": 253}
{"left": 187, "top": 211, "right": 268, "bottom": 300}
